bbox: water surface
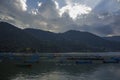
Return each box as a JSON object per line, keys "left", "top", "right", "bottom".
{"left": 0, "top": 52, "right": 120, "bottom": 80}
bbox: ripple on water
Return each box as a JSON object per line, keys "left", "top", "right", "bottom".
{"left": 10, "top": 64, "right": 120, "bottom": 80}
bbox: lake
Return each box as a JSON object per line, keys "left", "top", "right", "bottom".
{"left": 0, "top": 52, "right": 120, "bottom": 80}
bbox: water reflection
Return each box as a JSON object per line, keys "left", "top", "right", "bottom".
{"left": 0, "top": 62, "right": 120, "bottom": 80}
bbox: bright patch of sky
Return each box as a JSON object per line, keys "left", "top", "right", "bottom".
{"left": 59, "top": 3, "right": 92, "bottom": 19}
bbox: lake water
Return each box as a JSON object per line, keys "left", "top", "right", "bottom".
{"left": 0, "top": 52, "right": 120, "bottom": 80}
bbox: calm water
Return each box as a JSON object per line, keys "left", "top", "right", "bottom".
{"left": 0, "top": 52, "right": 120, "bottom": 80}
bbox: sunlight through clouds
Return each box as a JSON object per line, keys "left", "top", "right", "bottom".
{"left": 59, "top": 3, "right": 92, "bottom": 19}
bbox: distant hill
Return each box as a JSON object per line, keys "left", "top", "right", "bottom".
{"left": 24, "top": 29, "right": 97, "bottom": 52}
{"left": 24, "top": 29, "right": 120, "bottom": 52}
{"left": 103, "top": 36, "right": 120, "bottom": 42}
{"left": 0, "top": 22, "right": 120, "bottom": 52}
{"left": 24, "top": 28, "right": 57, "bottom": 42}
{"left": 0, "top": 22, "right": 55, "bottom": 52}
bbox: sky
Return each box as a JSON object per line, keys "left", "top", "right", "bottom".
{"left": 0, "top": 0, "right": 120, "bottom": 36}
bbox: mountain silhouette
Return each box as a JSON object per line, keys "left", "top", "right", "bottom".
{"left": 103, "top": 36, "right": 120, "bottom": 42}
{"left": 0, "top": 22, "right": 120, "bottom": 52}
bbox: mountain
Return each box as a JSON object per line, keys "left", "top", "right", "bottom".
{"left": 0, "top": 22, "right": 55, "bottom": 52}
{"left": 0, "top": 22, "right": 120, "bottom": 52}
{"left": 24, "top": 28, "right": 57, "bottom": 42}
{"left": 59, "top": 30, "right": 109, "bottom": 47}
{"left": 24, "top": 29, "right": 97, "bottom": 52}
{"left": 0, "top": 22, "right": 95, "bottom": 52}
{"left": 103, "top": 36, "right": 120, "bottom": 42}
{"left": 24, "top": 29, "right": 120, "bottom": 52}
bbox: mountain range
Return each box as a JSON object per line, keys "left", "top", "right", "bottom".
{"left": 103, "top": 36, "right": 120, "bottom": 42}
{"left": 0, "top": 22, "right": 120, "bottom": 53}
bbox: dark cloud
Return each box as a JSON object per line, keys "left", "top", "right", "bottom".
{"left": 92, "top": 25, "right": 114, "bottom": 36}
{"left": 38, "top": 0, "right": 60, "bottom": 19}
{"left": 92, "top": 0, "right": 120, "bottom": 13}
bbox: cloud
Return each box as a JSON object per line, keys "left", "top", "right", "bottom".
{"left": 0, "top": 0, "right": 120, "bottom": 37}
{"left": 0, "top": 0, "right": 29, "bottom": 28}
{"left": 38, "top": 2, "right": 42, "bottom": 7}
{"left": 92, "top": 0, "right": 120, "bottom": 14}
{"left": 14, "top": 0, "right": 27, "bottom": 11}
{"left": 36, "top": 0, "right": 60, "bottom": 19}
{"left": 58, "top": 0, "right": 92, "bottom": 19}
{"left": 59, "top": 3, "right": 92, "bottom": 19}
{"left": 0, "top": 0, "right": 27, "bottom": 12}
